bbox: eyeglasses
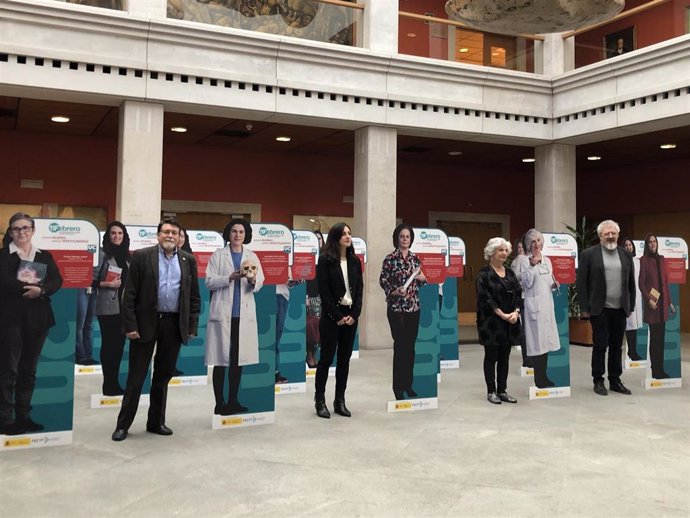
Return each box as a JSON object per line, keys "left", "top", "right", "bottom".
{"left": 9, "top": 226, "right": 33, "bottom": 233}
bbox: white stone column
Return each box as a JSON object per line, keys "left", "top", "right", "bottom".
{"left": 116, "top": 101, "right": 165, "bottom": 225}
{"left": 354, "top": 126, "right": 397, "bottom": 350}
{"left": 361, "top": 0, "right": 398, "bottom": 53}
{"left": 534, "top": 143, "right": 576, "bottom": 233}
{"left": 128, "top": 0, "right": 167, "bottom": 19}
{"left": 534, "top": 33, "right": 575, "bottom": 75}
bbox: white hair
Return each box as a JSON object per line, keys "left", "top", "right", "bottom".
{"left": 484, "top": 237, "right": 512, "bottom": 261}
{"left": 597, "top": 219, "right": 620, "bottom": 236}
{"left": 523, "top": 228, "right": 543, "bottom": 251}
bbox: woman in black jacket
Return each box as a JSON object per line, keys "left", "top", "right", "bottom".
{"left": 314, "top": 223, "right": 363, "bottom": 419}
{"left": 0, "top": 212, "right": 63, "bottom": 435}
{"left": 476, "top": 237, "right": 522, "bottom": 405}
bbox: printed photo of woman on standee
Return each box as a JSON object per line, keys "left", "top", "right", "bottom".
{"left": 379, "top": 224, "right": 426, "bottom": 401}
{"left": 0, "top": 212, "right": 63, "bottom": 436}
{"left": 638, "top": 233, "right": 676, "bottom": 379}
{"left": 205, "top": 218, "right": 265, "bottom": 416}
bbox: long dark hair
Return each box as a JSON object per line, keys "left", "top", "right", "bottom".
{"left": 643, "top": 233, "right": 659, "bottom": 258}
{"left": 323, "top": 222, "right": 354, "bottom": 262}
{"left": 179, "top": 226, "right": 193, "bottom": 254}
{"left": 621, "top": 237, "right": 636, "bottom": 257}
{"left": 314, "top": 230, "right": 324, "bottom": 253}
{"left": 103, "top": 221, "right": 130, "bottom": 271}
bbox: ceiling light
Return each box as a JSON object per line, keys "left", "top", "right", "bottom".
{"left": 522, "top": 158, "right": 535, "bottom": 163}
{"left": 276, "top": 136, "right": 291, "bottom": 142}
{"left": 587, "top": 155, "right": 602, "bottom": 161}
{"left": 660, "top": 143, "right": 676, "bottom": 149}
{"left": 309, "top": 218, "right": 316, "bottom": 223}
{"left": 459, "top": 48, "right": 469, "bottom": 53}
{"left": 170, "top": 126, "right": 187, "bottom": 133}
{"left": 407, "top": 33, "right": 417, "bottom": 38}
{"left": 448, "top": 151, "right": 463, "bottom": 156}
{"left": 51, "top": 115, "right": 70, "bottom": 123}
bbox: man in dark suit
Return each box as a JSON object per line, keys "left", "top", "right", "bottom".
{"left": 111, "top": 218, "right": 200, "bottom": 441}
{"left": 576, "top": 219, "right": 635, "bottom": 396}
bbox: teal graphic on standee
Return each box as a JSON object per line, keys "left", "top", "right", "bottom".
{"left": 412, "top": 284, "right": 440, "bottom": 399}
{"left": 177, "top": 283, "right": 210, "bottom": 377}
{"left": 545, "top": 285, "right": 571, "bottom": 387}
{"left": 439, "top": 277, "right": 459, "bottom": 364}
{"left": 277, "top": 283, "right": 307, "bottom": 384}
{"left": 662, "top": 284, "right": 681, "bottom": 378}
{"left": 236, "top": 286, "right": 276, "bottom": 413}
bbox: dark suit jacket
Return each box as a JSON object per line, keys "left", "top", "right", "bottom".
{"left": 576, "top": 244, "right": 635, "bottom": 317}
{"left": 317, "top": 253, "right": 363, "bottom": 322}
{"left": 0, "top": 247, "right": 63, "bottom": 331}
{"left": 121, "top": 245, "right": 200, "bottom": 344}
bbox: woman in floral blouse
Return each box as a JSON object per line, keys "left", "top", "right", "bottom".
{"left": 379, "top": 224, "right": 427, "bottom": 400}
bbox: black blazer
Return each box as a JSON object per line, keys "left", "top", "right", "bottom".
{"left": 121, "top": 245, "right": 201, "bottom": 344}
{"left": 475, "top": 265, "right": 522, "bottom": 347}
{"left": 576, "top": 244, "right": 635, "bottom": 317}
{"left": 0, "top": 247, "right": 63, "bottom": 331}
{"left": 317, "top": 253, "right": 363, "bottom": 322}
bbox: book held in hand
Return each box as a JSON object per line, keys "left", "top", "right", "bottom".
{"left": 649, "top": 287, "right": 661, "bottom": 304}
{"left": 17, "top": 260, "right": 47, "bottom": 284}
{"left": 105, "top": 265, "right": 123, "bottom": 283}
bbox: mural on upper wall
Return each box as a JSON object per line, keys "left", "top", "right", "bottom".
{"left": 166, "top": 0, "right": 356, "bottom": 46}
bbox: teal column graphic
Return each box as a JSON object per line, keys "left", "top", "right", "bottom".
{"left": 237, "top": 285, "right": 276, "bottom": 413}
{"left": 277, "top": 283, "right": 307, "bottom": 383}
{"left": 412, "top": 284, "right": 440, "bottom": 398}
{"left": 662, "top": 284, "right": 681, "bottom": 378}
{"left": 545, "top": 284, "right": 570, "bottom": 388}
{"left": 439, "top": 278, "right": 459, "bottom": 365}
{"left": 177, "top": 280, "right": 210, "bottom": 377}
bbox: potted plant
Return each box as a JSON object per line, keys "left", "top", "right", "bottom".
{"left": 565, "top": 217, "right": 597, "bottom": 345}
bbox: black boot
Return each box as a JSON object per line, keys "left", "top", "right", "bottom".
{"left": 333, "top": 394, "right": 351, "bottom": 417}
{"left": 315, "top": 394, "right": 330, "bottom": 419}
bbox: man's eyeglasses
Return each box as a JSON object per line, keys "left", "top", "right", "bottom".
{"left": 9, "top": 226, "right": 34, "bottom": 233}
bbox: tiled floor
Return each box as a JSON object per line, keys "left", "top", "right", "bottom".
{"left": 2, "top": 336, "right": 689, "bottom": 517}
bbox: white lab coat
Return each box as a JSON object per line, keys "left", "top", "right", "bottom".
{"left": 519, "top": 256, "right": 561, "bottom": 356}
{"left": 205, "top": 246, "right": 264, "bottom": 366}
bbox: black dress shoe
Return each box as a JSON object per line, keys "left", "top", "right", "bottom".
{"left": 593, "top": 380, "right": 608, "bottom": 396}
{"left": 404, "top": 387, "right": 418, "bottom": 398}
{"left": 102, "top": 387, "right": 125, "bottom": 396}
{"left": 275, "top": 373, "right": 289, "bottom": 384}
{"left": 23, "top": 418, "right": 44, "bottom": 433}
{"left": 487, "top": 392, "right": 502, "bottom": 404}
{"left": 535, "top": 379, "right": 556, "bottom": 389}
{"left": 227, "top": 401, "right": 248, "bottom": 413}
{"left": 627, "top": 353, "right": 642, "bottom": 361}
{"left": 112, "top": 429, "right": 128, "bottom": 441}
{"left": 173, "top": 369, "right": 184, "bottom": 377}
{"left": 609, "top": 381, "right": 631, "bottom": 395}
{"left": 333, "top": 399, "right": 351, "bottom": 417}
{"left": 315, "top": 398, "right": 330, "bottom": 419}
{"left": 146, "top": 424, "right": 173, "bottom": 436}
{"left": 4, "top": 422, "right": 28, "bottom": 436}
{"left": 652, "top": 371, "right": 670, "bottom": 380}
{"left": 393, "top": 390, "right": 404, "bottom": 400}
{"left": 498, "top": 392, "right": 517, "bottom": 403}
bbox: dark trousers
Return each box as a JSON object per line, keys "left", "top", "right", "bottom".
{"left": 0, "top": 326, "right": 48, "bottom": 425}
{"left": 116, "top": 314, "right": 182, "bottom": 430}
{"left": 530, "top": 352, "right": 550, "bottom": 387}
{"left": 98, "top": 314, "right": 127, "bottom": 394}
{"left": 212, "top": 318, "right": 242, "bottom": 405}
{"left": 625, "top": 329, "right": 639, "bottom": 360}
{"left": 590, "top": 308, "right": 626, "bottom": 383}
{"left": 315, "top": 306, "right": 357, "bottom": 398}
{"left": 482, "top": 343, "right": 511, "bottom": 394}
{"left": 387, "top": 308, "right": 420, "bottom": 394}
{"left": 648, "top": 322, "right": 667, "bottom": 377}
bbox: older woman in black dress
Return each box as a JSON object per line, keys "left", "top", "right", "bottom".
{"left": 0, "top": 212, "right": 63, "bottom": 435}
{"left": 476, "top": 237, "right": 522, "bottom": 404}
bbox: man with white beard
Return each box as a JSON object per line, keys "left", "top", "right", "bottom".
{"left": 576, "top": 220, "right": 636, "bottom": 396}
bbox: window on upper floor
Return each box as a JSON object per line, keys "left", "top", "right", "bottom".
{"left": 166, "top": 0, "right": 363, "bottom": 47}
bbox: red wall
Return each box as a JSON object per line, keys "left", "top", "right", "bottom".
{"left": 575, "top": 0, "right": 690, "bottom": 68}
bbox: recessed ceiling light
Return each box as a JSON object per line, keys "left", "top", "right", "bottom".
{"left": 459, "top": 48, "right": 469, "bottom": 53}
{"left": 51, "top": 115, "right": 70, "bottom": 123}
{"left": 309, "top": 218, "right": 316, "bottom": 223}
{"left": 448, "top": 151, "right": 462, "bottom": 156}
{"left": 276, "top": 136, "right": 291, "bottom": 142}
{"left": 407, "top": 33, "right": 417, "bottom": 38}
{"left": 587, "top": 155, "right": 602, "bottom": 161}
{"left": 170, "top": 126, "right": 187, "bottom": 133}
{"left": 522, "top": 158, "right": 535, "bottom": 163}
{"left": 660, "top": 143, "right": 676, "bottom": 149}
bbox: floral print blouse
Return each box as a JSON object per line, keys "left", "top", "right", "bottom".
{"left": 379, "top": 249, "right": 425, "bottom": 313}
